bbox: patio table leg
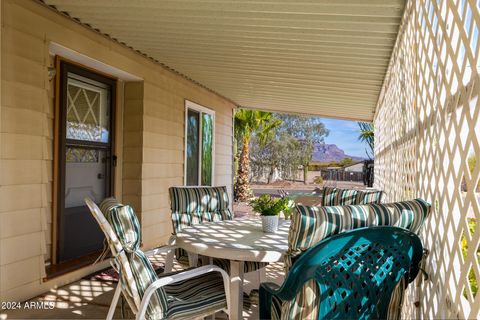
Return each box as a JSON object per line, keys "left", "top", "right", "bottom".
{"left": 230, "top": 260, "right": 244, "bottom": 320}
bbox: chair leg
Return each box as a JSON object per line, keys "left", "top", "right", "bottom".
{"left": 108, "top": 283, "right": 122, "bottom": 320}
{"left": 259, "top": 267, "right": 267, "bottom": 283}
{"left": 120, "top": 296, "right": 126, "bottom": 319}
{"left": 248, "top": 267, "right": 267, "bottom": 292}
{"left": 164, "top": 249, "right": 174, "bottom": 273}
{"left": 188, "top": 252, "right": 199, "bottom": 267}
{"left": 201, "top": 255, "right": 210, "bottom": 266}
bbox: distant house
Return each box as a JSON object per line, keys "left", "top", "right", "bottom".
{"left": 325, "top": 166, "right": 343, "bottom": 171}
{"left": 344, "top": 162, "right": 364, "bottom": 173}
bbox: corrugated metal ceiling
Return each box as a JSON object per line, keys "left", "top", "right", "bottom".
{"left": 43, "top": 0, "right": 405, "bottom": 121}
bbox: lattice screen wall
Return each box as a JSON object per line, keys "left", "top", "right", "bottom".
{"left": 375, "top": 0, "right": 480, "bottom": 318}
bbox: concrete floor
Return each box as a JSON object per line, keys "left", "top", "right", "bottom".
{"left": 1, "top": 252, "right": 285, "bottom": 319}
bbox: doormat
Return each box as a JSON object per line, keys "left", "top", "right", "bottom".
{"left": 85, "top": 262, "right": 164, "bottom": 282}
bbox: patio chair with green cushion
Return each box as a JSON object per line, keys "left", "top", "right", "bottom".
{"left": 260, "top": 226, "right": 423, "bottom": 320}
{"left": 85, "top": 197, "right": 230, "bottom": 320}
{"left": 169, "top": 186, "right": 267, "bottom": 274}
{"left": 279, "top": 198, "right": 431, "bottom": 319}
{"left": 282, "top": 187, "right": 384, "bottom": 209}
{"left": 321, "top": 186, "right": 384, "bottom": 206}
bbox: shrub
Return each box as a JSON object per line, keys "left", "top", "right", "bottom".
{"left": 313, "top": 176, "right": 324, "bottom": 185}
{"left": 461, "top": 218, "right": 478, "bottom": 298}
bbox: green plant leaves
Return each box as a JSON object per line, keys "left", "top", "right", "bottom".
{"left": 249, "top": 194, "right": 289, "bottom": 216}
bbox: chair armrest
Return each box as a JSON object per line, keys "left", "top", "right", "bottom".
{"left": 136, "top": 265, "right": 230, "bottom": 320}
{"left": 144, "top": 245, "right": 176, "bottom": 273}
{"left": 167, "top": 235, "right": 176, "bottom": 246}
{"left": 260, "top": 282, "right": 281, "bottom": 295}
{"left": 144, "top": 245, "right": 176, "bottom": 257}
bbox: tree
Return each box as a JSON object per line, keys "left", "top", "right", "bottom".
{"left": 234, "top": 109, "right": 280, "bottom": 201}
{"left": 274, "top": 114, "right": 329, "bottom": 184}
{"left": 250, "top": 131, "right": 303, "bottom": 183}
{"left": 339, "top": 157, "right": 354, "bottom": 167}
{"left": 358, "top": 122, "right": 374, "bottom": 159}
{"left": 468, "top": 153, "right": 476, "bottom": 174}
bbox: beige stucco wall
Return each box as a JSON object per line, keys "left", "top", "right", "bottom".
{"left": 0, "top": 0, "right": 234, "bottom": 302}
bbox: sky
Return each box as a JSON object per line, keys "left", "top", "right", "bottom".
{"left": 319, "top": 118, "right": 370, "bottom": 158}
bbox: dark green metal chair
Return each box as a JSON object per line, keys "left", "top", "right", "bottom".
{"left": 260, "top": 226, "right": 423, "bottom": 320}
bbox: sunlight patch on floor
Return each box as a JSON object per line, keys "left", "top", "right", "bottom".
{"left": 2, "top": 251, "right": 285, "bottom": 319}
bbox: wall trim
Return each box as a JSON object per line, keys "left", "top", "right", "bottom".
{"left": 49, "top": 42, "right": 142, "bottom": 81}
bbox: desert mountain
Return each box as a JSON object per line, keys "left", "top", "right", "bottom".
{"left": 312, "top": 144, "right": 365, "bottom": 163}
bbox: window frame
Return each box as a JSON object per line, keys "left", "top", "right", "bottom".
{"left": 184, "top": 100, "right": 215, "bottom": 186}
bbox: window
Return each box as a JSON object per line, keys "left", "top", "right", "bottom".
{"left": 185, "top": 101, "right": 215, "bottom": 186}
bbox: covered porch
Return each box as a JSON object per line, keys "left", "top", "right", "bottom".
{"left": 3, "top": 245, "right": 287, "bottom": 319}
{"left": 1, "top": 0, "right": 479, "bottom": 319}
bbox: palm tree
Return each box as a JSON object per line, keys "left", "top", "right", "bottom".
{"left": 234, "top": 109, "right": 280, "bottom": 201}
{"left": 358, "top": 122, "right": 374, "bottom": 159}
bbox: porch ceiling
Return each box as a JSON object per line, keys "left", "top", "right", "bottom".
{"left": 43, "top": 0, "right": 405, "bottom": 121}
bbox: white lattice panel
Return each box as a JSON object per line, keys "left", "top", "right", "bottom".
{"left": 375, "top": 0, "right": 480, "bottom": 319}
{"left": 375, "top": 0, "right": 418, "bottom": 203}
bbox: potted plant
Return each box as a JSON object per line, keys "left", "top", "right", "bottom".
{"left": 249, "top": 194, "right": 289, "bottom": 233}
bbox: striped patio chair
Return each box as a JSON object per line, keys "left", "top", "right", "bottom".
{"left": 86, "top": 197, "right": 230, "bottom": 320}
{"left": 282, "top": 188, "right": 383, "bottom": 219}
{"left": 169, "top": 186, "right": 267, "bottom": 274}
{"left": 275, "top": 198, "right": 431, "bottom": 320}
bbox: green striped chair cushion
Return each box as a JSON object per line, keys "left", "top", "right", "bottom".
{"left": 97, "top": 198, "right": 140, "bottom": 313}
{"left": 169, "top": 186, "right": 233, "bottom": 233}
{"left": 99, "top": 197, "right": 123, "bottom": 216}
{"left": 280, "top": 199, "right": 431, "bottom": 319}
{"left": 106, "top": 204, "right": 141, "bottom": 252}
{"left": 360, "top": 189, "right": 385, "bottom": 204}
{"left": 321, "top": 186, "right": 361, "bottom": 206}
{"left": 321, "top": 187, "right": 384, "bottom": 206}
{"left": 387, "top": 276, "right": 406, "bottom": 319}
{"left": 106, "top": 204, "right": 169, "bottom": 319}
{"left": 271, "top": 294, "right": 283, "bottom": 320}
{"left": 287, "top": 199, "right": 430, "bottom": 268}
{"left": 164, "top": 270, "right": 227, "bottom": 319}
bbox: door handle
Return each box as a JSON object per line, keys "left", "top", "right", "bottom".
{"left": 97, "top": 173, "right": 105, "bottom": 179}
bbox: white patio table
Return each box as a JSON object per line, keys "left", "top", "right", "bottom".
{"left": 175, "top": 218, "right": 290, "bottom": 320}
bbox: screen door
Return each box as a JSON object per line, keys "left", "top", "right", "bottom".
{"left": 56, "top": 61, "right": 116, "bottom": 263}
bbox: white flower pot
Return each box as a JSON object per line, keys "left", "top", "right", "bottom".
{"left": 261, "top": 215, "right": 279, "bottom": 233}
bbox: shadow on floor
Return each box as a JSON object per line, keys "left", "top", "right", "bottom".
{"left": 2, "top": 253, "right": 285, "bottom": 319}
